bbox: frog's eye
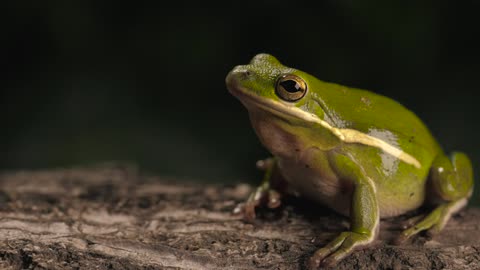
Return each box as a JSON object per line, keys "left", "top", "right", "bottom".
{"left": 275, "top": 75, "right": 307, "bottom": 102}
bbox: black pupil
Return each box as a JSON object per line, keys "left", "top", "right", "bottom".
{"left": 280, "top": 80, "right": 301, "bottom": 93}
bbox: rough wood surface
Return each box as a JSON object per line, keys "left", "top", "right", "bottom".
{"left": 0, "top": 164, "right": 479, "bottom": 270}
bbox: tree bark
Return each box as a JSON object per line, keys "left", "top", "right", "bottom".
{"left": 0, "top": 164, "right": 479, "bottom": 270}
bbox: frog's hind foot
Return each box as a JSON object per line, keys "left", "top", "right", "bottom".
{"left": 395, "top": 152, "right": 473, "bottom": 244}
{"left": 395, "top": 196, "right": 468, "bottom": 244}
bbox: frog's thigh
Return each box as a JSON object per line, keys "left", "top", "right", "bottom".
{"left": 431, "top": 152, "right": 473, "bottom": 201}
{"left": 398, "top": 152, "right": 473, "bottom": 242}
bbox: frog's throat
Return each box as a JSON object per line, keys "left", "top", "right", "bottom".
{"left": 236, "top": 90, "right": 421, "bottom": 169}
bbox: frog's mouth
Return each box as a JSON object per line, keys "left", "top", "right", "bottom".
{"left": 228, "top": 83, "right": 319, "bottom": 125}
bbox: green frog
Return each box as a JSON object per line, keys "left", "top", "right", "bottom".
{"left": 225, "top": 53, "right": 474, "bottom": 269}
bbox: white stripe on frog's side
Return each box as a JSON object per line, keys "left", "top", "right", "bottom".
{"left": 244, "top": 93, "right": 422, "bottom": 169}
{"left": 340, "top": 129, "right": 421, "bottom": 169}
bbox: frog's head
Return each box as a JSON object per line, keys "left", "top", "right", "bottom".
{"left": 226, "top": 53, "right": 297, "bottom": 101}
{"left": 226, "top": 53, "right": 328, "bottom": 125}
{"left": 226, "top": 54, "right": 339, "bottom": 155}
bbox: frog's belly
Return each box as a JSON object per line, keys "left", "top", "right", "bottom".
{"left": 278, "top": 158, "right": 353, "bottom": 217}
{"left": 278, "top": 158, "right": 425, "bottom": 218}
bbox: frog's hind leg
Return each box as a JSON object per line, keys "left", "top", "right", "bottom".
{"left": 396, "top": 152, "right": 474, "bottom": 243}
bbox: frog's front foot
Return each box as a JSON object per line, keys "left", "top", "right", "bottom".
{"left": 308, "top": 231, "right": 374, "bottom": 269}
{"left": 232, "top": 158, "right": 284, "bottom": 222}
{"left": 233, "top": 185, "right": 282, "bottom": 222}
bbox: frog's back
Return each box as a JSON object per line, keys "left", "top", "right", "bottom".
{"left": 308, "top": 79, "right": 442, "bottom": 164}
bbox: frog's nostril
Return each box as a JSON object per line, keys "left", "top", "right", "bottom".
{"left": 238, "top": 70, "right": 250, "bottom": 80}
{"left": 228, "top": 65, "right": 253, "bottom": 80}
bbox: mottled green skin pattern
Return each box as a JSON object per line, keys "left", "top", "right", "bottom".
{"left": 226, "top": 54, "right": 473, "bottom": 268}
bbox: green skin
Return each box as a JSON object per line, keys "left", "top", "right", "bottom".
{"left": 225, "top": 54, "right": 474, "bottom": 269}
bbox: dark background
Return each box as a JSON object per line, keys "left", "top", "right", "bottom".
{"left": 1, "top": 2, "right": 479, "bottom": 203}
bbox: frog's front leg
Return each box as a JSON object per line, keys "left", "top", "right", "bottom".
{"left": 233, "top": 157, "right": 286, "bottom": 222}
{"left": 396, "top": 152, "right": 473, "bottom": 243}
{"left": 309, "top": 154, "right": 379, "bottom": 269}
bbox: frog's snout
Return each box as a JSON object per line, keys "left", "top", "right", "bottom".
{"left": 226, "top": 65, "right": 251, "bottom": 85}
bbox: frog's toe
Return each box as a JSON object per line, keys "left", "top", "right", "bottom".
{"left": 395, "top": 222, "right": 429, "bottom": 245}
{"left": 232, "top": 201, "right": 257, "bottom": 222}
{"left": 308, "top": 247, "right": 331, "bottom": 269}
{"left": 307, "top": 255, "right": 321, "bottom": 270}
{"left": 320, "top": 247, "right": 354, "bottom": 268}
{"left": 395, "top": 217, "right": 443, "bottom": 245}
{"left": 243, "top": 202, "right": 257, "bottom": 221}
{"left": 425, "top": 223, "right": 444, "bottom": 238}
{"left": 399, "top": 214, "right": 425, "bottom": 230}
{"left": 308, "top": 245, "right": 340, "bottom": 268}
{"left": 308, "top": 231, "right": 371, "bottom": 269}
{"left": 232, "top": 202, "right": 245, "bottom": 217}
{"left": 394, "top": 231, "right": 412, "bottom": 245}
{"left": 266, "top": 189, "right": 281, "bottom": 208}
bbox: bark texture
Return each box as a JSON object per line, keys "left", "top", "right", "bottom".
{"left": 0, "top": 164, "right": 479, "bottom": 270}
